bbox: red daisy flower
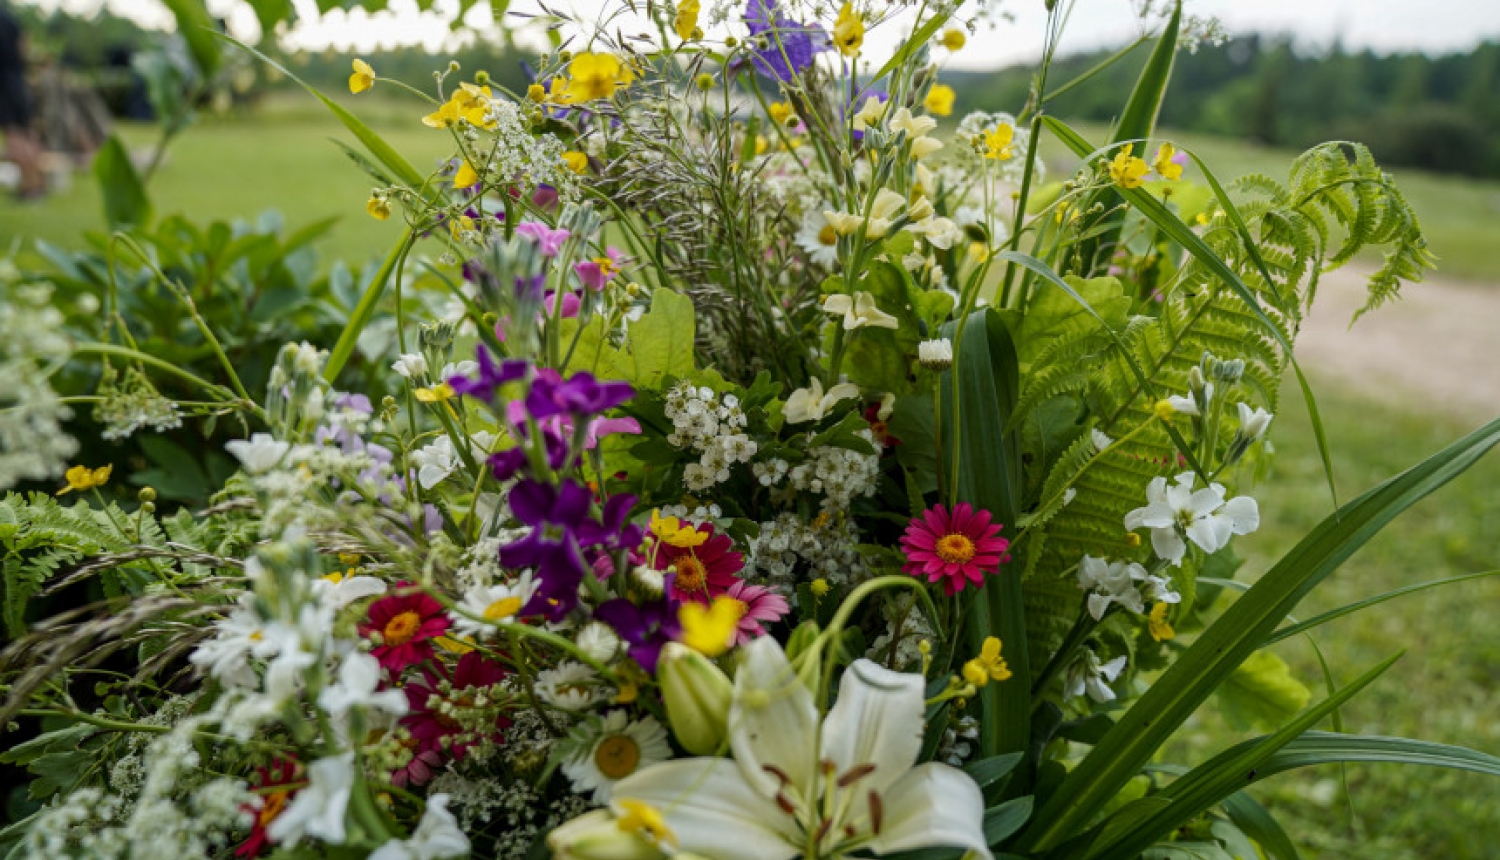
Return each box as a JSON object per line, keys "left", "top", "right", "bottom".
{"left": 900, "top": 503, "right": 1011, "bottom": 595}
{"left": 360, "top": 584, "right": 450, "bottom": 673}
{"left": 399, "top": 651, "right": 512, "bottom": 782}
{"left": 657, "top": 523, "right": 744, "bottom": 604}
{"left": 235, "top": 758, "right": 300, "bottom": 858}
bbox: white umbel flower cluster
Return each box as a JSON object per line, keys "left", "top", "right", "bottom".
{"left": 663, "top": 380, "right": 758, "bottom": 492}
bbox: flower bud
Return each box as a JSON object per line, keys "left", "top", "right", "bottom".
{"left": 918, "top": 338, "right": 953, "bottom": 371}
{"left": 548, "top": 810, "right": 666, "bottom": 860}
{"left": 657, "top": 643, "right": 732, "bottom": 755}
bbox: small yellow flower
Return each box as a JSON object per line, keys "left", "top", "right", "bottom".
{"left": 58, "top": 464, "right": 112, "bottom": 495}
{"left": 452, "top": 160, "right": 480, "bottom": 188}
{"left": 940, "top": 27, "right": 967, "bottom": 51}
{"left": 809, "top": 578, "right": 831, "bottom": 597}
{"left": 768, "top": 101, "right": 794, "bottom": 128}
{"left": 415, "top": 382, "right": 456, "bottom": 402}
{"left": 924, "top": 83, "right": 955, "bottom": 117}
{"left": 615, "top": 798, "right": 678, "bottom": 848}
{"left": 679, "top": 596, "right": 740, "bottom": 657}
{"left": 674, "top": 0, "right": 701, "bottom": 42}
{"left": 527, "top": 83, "right": 546, "bottom": 102}
{"left": 1109, "top": 144, "right": 1150, "bottom": 189}
{"left": 613, "top": 660, "right": 648, "bottom": 704}
{"left": 422, "top": 85, "right": 495, "bottom": 130}
{"left": 649, "top": 510, "right": 709, "bottom": 548}
{"left": 961, "top": 636, "right": 1013, "bottom": 687}
{"left": 566, "top": 52, "right": 626, "bottom": 103}
{"left": 349, "top": 58, "right": 375, "bottom": 94}
{"left": 448, "top": 215, "right": 477, "bottom": 242}
{"left": 1124, "top": 532, "right": 1142, "bottom": 548}
{"left": 366, "top": 195, "right": 391, "bottom": 221}
{"left": 833, "top": 2, "right": 865, "bottom": 56}
{"left": 1149, "top": 601, "right": 1176, "bottom": 642}
{"left": 982, "top": 123, "right": 1015, "bottom": 160}
{"left": 561, "top": 151, "right": 589, "bottom": 174}
{"left": 1153, "top": 142, "right": 1183, "bottom": 181}
{"left": 1153, "top": 398, "right": 1176, "bottom": 420}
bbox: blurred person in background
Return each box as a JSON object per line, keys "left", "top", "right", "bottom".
{"left": 0, "top": 0, "right": 44, "bottom": 199}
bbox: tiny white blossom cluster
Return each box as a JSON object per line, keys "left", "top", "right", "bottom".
{"left": 745, "top": 511, "right": 866, "bottom": 588}
{"left": 662, "top": 380, "right": 758, "bottom": 491}
{"left": 0, "top": 280, "right": 79, "bottom": 490}
{"left": 785, "top": 429, "right": 882, "bottom": 510}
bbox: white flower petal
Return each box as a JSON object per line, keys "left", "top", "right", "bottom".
{"left": 611, "top": 760, "right": 799, "bottom": 860}
{"left": 729, "top": 636, "right": 818, "bottom": 798}
{"left": 1185, "top": 515, "right": 1231, "bottom": 555}
{"left": 1220, "top": 495, "right": 1260, "bottom": 535}
{"left": 819, "top": 658, "right": 925, "bottom": 794}
{"left": 1150, "top": 527, "right": 1187, "bottom": 566}
{"left": 868, "top": 763, "right": 994, "bottom": 860}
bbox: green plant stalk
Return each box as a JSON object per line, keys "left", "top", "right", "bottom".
{"left": 324, "top": 229, "right": 416, "bottom": 383}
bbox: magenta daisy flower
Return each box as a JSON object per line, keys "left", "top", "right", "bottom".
{"left": 723, "top": 580, "right": 790, "bottom": 645}
{"left": 900, "top": 503, "right": 1011, "bottom": 595}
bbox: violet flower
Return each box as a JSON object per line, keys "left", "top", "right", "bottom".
{"left": 449, "top": 346, "right": 528, "bottom": 403}
{"left": 526, "top": 368, "right": 634, "bottom": 421}
{"left": 594, "top": 596, "right": 682, "bottom": 674}
{"left": 744, "top": 0, "right": 827, "bottom": 83}
{"left": 504, "top": 478, "right": 597, "bottom": 620}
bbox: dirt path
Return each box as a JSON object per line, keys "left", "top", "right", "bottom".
{"left": 1291, "top": 266, "right": 1500, "bottom": 421}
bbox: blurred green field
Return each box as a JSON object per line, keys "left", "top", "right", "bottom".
{"left": 1, "top": 92, "right": 1498, "bottom": 858}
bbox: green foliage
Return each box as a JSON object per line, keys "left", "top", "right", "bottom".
{"left": 1213, "top": 649, "right": 1312, "bottom": 732}
{"left": 93, "top": 136, "right": 152, "bottom": 230}
{"left": 1, "top": 493, "right": 143, "bottom": 636}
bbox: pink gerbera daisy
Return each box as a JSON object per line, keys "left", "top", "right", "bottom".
{"left": 360, "top": 584, "right": 451, "bottom": 672}
{"left": 724, "top": 580, "right": 790, "bottom": 644}
{"left": 900, "top": 503, "right": 1011, "bottom": 595}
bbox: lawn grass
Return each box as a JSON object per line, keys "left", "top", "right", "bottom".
{"left": 1163, "top": 374, "right": 1500, "bottom": 860}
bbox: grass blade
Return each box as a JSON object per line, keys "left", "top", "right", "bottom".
{"left": 1265, "top": 569, "right": 1500, "bottom": 646}
{"left": 1015, "top": 413, "right": 1500, "bottom": 852}
{"left": 323, "top": 229, "right": 416, "bottom": 383}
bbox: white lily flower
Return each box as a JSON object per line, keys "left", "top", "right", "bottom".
{"left": 224, "top": 433, "right": 290, "bottom": 474}
{"left": 887, "top": 106, "right": 938, "bottom": 139}
{"left": 392, "top": 353, "right": 428, "bottom": 380}
{"left": 601, "top": 636, "right": 994, "bottom": 860}
{"left": 318, "top": 651, "right": 408, "bottom": 721}
{"left": 267, "top": 752, "right": 355, "bottom": 846}
{"left": 450, "top": 572, "right": 540, "bottom": 640}
{"left": 783, "top": 378, "right": 862, "bottom": 424}
{"left": 1064, "top": 651, "right": 1128, "bottom": 704}
{"left": 1236, "top": 402, "right": 1274, "bottom": 440}
{"left": 369, "top": 795, "right": 471, "bottom": 860}
{"left": 822, "top": 292, "right": 899, "bottom": 331}
{"left": 1123, "top": 472, "right": 1260, "bottom": 566}
{"left": 1076, "top": 555, "right": 1148, "bottom": 620}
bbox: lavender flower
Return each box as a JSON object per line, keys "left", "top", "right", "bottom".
{"left": 593, "top": 596, "right": 681, "bottom": 673}
{"left": 744, "top": 0, "right": 828, "bottom": 83}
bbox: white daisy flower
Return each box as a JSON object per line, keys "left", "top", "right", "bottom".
{"left": 1123, "top": 472, "right": 1260, "bottom": 566}
{"left": 537, "top": 661, "right": 609, "bottom": 711}
{"left": 795, "top": 210, "right": 840, "bottom": 268}
{"left": 562, "top": 710, "right": 672, "bottom": 803}
{"left": 450, "top": 573, "right": 539, "bottom": 640}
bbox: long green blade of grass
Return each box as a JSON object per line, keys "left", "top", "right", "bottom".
{"left": 1015, "top": 413, "right": 1500, "bottom": 851}
{"left": 1263, "top": 569, "right": 1500, "bottom": 645}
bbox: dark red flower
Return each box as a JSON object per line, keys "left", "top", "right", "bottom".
{"left": 657, "top": 524, "right": 744, "bottom": 604}
{"left": 235, "top": 758, "right": 300, "bottom": 858}
{"left": 360, "top": 585, "right": 450, "bottom": 673}
{"left": 398, "top": 651, "right": 512, "bottom": 778}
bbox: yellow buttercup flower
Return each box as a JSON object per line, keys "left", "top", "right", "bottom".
{"left": 526, "top": 83, "right": 546, "bottom": 102}
{"left": 561, "top": 151, "right": 589, "bottom": 174}
{"left": 809, "top": 578, "right": 831, "bottom": 597}
{"left": 566, "top": 52, "right": 626, "bottom": 103}
{"left": 1109, "top": 144, "right": 1150, "bottom": 189}
{"left": 349, "top": 58, "right": 375, "bottom": 94}
{"left": 679, "top": 597, "right": 740, "bottom": 657}
{"left": 452, "top": 160, "right": 480, "bottom": 188}
{"left": 1154, "top": 142, "right": 1183, "bottom": 181}
{"left": 674, "top": 0, "right": 701, "bottom": 42}
{"left": 833, "top": 3, "right": 865, "bottom": 56}
{"left": 616, "top": 799, "right": 678, "bottom": 848}
{"left": 940, "top": 27, "right": 967, "bottom": 51}
{"left": 961, "top": 636, "right": 1013, "bottom": 688}
{"left": 58, "top": 464, "right": 112, "bottom": 495}
{"left": 649, "top": 510, "right": 709, "bottom": 548}
{"left": 982, "top": 123, "right": 1015, "bottom": 161}
{"left": 366, "top": 195, "right": 391, "bottom": 221}
{"left": 768, "top": 101, "right": 794, "bottom": 128}
{"left": 924, "top": 83, "right": 955, "bottom": 117}
{"left": 422, "top": 85, "right": 495, "bottom": 129}
{"left": 448, "top": 215, "right": 477, "bottom": 242}
{"left": 1149, "top": 602, "right": 1176, "bottom": 642}
{"left": 415, "top": 382, "right": 456, "bottom": 402}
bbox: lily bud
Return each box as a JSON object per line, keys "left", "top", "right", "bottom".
{"left": 548, "top": 810, "right": 667, "bottom": 860}
{"left": 657, "top": 643, "right": 732, "bottom": 755}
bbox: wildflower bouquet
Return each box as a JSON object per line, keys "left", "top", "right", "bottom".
{"left": 4, "top": 1, "right": 1500, "bottom": 859}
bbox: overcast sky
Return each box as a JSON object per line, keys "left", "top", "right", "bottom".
{"left": 23, "top": 0, "right": 1500, "bottom": 68}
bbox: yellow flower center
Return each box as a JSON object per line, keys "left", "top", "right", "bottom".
{"left": 383, "top": 611, "right": 422, "bottom": 646}
{"left": 484, "top": 596, "right": 523, "bottom": 622}
{"left": 673, "top": 555, "right": 708, "bottom": 593}
{"left": 594, "top": 734, "right": 641, "bottom": 780}
{"left": 817, "top": 225, "right": 838, "bottom": 247}
{"left": 936, "top": 533, "right": 977, "bottom": 565}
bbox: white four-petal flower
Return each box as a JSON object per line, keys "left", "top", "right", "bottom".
{"left": 1123, "top": 472, "right": 1259, "bottom": 566}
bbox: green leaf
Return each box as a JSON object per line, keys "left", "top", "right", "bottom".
{"left": 161, "top": 0, "right": 222, "bottom": 77}
{"left": 1215, "top": 650, "right": 1312, "bottom": 733}
{"left": 1012, "top": 274, "right": 1129, "bottom": 369}
{"left": 94, "top": 135, "right": 151, "bottom": 229}
{"left": 1112, "top": 1, "right": 1180, "bottom": 148}
{"left": 985, "top": 796, "right": 1034, "bottom": 846}
{"left": 323, "top": 230, "right": 414, "bottom": 383}
{"left": 1219, "top": 791, "right": 1302, "bottom": 860}
{"left": 1255, "top": 731, "right": 1500, "bottom": 779}
{"left": 1264, "top": 568, "right": 1500, "bottom": 646}
{"left": 964, "top": 752, "right": 1025, "bottom": 790}
{"left": 618, "top": 289, "right": 696, "bottom": 387}
{"left": 1016, "top": 413, "right": 1500, "bottom": 852}
{"left": 867, "top": 4, "right": 960, "bottom": 87}
{"left": 245, "top": 0, "right": 293, "bottom": 36}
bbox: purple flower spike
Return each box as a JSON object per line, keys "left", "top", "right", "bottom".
{"left": 504, "top": 478, "right": 596, "bottom": 620}
{"left": 594, "top": 596, "right": 681, "bottom": 674}
{"left": 744, "top": 0, "right": 827, "bottom": 83}
{"left": 526, "top": 369, "right": 634, "bottom": 421}
{"left": 450, "top": 346, "right": 529, "bottom": 403}
{"left": 515, "top": 221, "right": 571, "bottom": 257}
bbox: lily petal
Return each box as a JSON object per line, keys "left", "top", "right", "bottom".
{"left": 729, "top": 635, "right": 818, "bottom": 798}
{"left": 819, "top": 658, "right": 924, "bottom": 794}
{"left": 611, "top": 759, "right": 799, "bottom": 860}
{"left": 866, "top": 763, "right": 994, "bottom": 860}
